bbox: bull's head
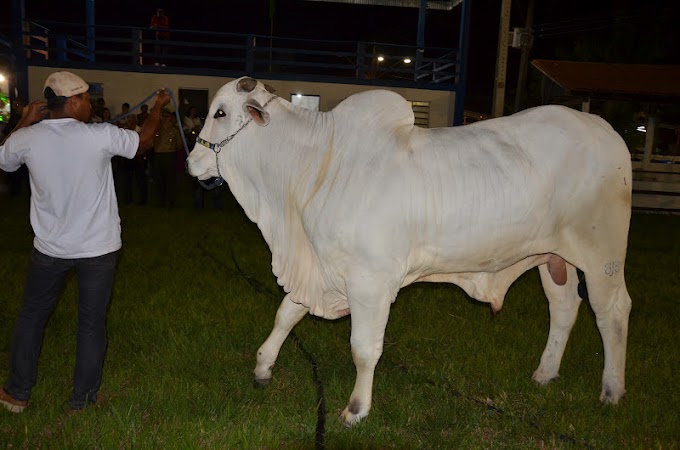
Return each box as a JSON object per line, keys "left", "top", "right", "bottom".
{"left": 186, "top": 77, "right": 276, "bottom": 181}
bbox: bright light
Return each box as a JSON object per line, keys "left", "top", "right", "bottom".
{"left": 296, "top": 94, "right": 302, "bottom": 98}
{"left": 377, "top": 55, "right": 384, "bottom": 62}
{"left": 0, "top": 74, "right": 5, "bottom": 82}
{"left": 403, "top": 58, "right": 412, "bottom": 64}
{"left": 636, "top": 125, "right": 646, "bottom": 133}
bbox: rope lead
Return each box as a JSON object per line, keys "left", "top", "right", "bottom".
{"left": 109, "top": 88, "right": 223, "bottom": 190}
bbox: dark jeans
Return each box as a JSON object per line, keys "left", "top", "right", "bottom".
{"left": 3, "top": 249, "right": 118, "bottom": 409}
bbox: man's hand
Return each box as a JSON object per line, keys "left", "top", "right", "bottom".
{"left": 1, "top": 101, "right": 49, "bottom": 143}
{"left": 136, "top": 89, "right": 173, "bottom": 156}
{"left": 20, "top": 101, "right": 48, "bottom": 127}
{"left": 154, "top": 89, "right": 171, "bottom": 109}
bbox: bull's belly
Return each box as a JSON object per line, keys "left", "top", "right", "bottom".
{"left": 406, "top": 227, "right": 552, "bottom": 274}
{"left": 404, "top": 253, "right": 555, "bottom": 313}
{"left": 403, "top": 252, "right": 529, "bottom": 287}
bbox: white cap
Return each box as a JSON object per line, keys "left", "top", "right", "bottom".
{"left": 43, "top": 71, "right": 89, "bottom": 99}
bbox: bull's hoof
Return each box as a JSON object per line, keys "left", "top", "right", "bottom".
{"left": 339, "top": 409, "right": 363, "bottom": 428}
{"left": 531, "top": 369, "right": 559, "bottom": 386}
{"left": 253, "top": 377, "right": 272, "bottom": 389}
{"left": 339, "top": 400, "right": 367, "bottom": 427}
{"left": 599, "top": 386, "right": 625, "bottom": 405}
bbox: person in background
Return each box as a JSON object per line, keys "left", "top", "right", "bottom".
{"left": 183, "top": 105, "right": 224, "bottom": 210}
{"left": 150, "top": 8, "right": 170, "bottom": 66}
{"left": 137, "top": 104, "right": 149, "bottom": 126}
{"left": 0, "top": 71, "right": 170, "bottom": 414}
{"left": 152, "top": 108, "right": 182, "bottom": 208}
{"left": 90, "top": 99, "right": 103, "bottom": 123}
{"left": 121, "top": 114, "right": 149, "bottom": 205}
{"left": 102, "top": 107, "right": 112, "bottom": 123}
{"left": 116, "top": 102, "right": 130, "bottom": 127}
{"left": 92, "top": 97, "right": 106, "bottom": 122}
{"left": 125, "top": 113, "right": 141, "bottom": 133}
{"left": 113, "top": 105, "right": 131, "bottom": 191}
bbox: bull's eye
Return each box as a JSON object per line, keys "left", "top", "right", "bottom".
{"left": 214, "top": 109, "right": 226, "bottom": 118}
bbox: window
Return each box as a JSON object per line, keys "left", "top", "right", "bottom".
{"left": 291, "top": 94, "right": 320, "bottom": 111}
{"left": 178, "top": 88, "right": 209, "bottom": 122}
{"left": 408, "top": 100, "right": 430, "bottom": 128}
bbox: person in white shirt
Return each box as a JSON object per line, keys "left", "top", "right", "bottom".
{"left": 0, "top": 71, "right": 170, "bottom": 413}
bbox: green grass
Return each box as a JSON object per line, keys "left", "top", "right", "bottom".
{"left": 1, "top": 180, "right": 679, "bottom": 449}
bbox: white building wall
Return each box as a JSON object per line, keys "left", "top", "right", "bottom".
{"left": 28, "top": 67, "right": 456, "bottom": 127}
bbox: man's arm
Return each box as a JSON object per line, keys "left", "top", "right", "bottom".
{"left": 0, "top": 101, "right": 47, "bottom": 145}
{"left": 136, "top": 90, "right": 171, "bottom": 157}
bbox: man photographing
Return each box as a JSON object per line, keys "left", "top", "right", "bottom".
{"left": 0, "top": 71, "right": 170, "bottom": 412}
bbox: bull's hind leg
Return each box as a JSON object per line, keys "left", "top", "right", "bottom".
{"left": 254, "top": 295, "right": 309, "bottom": 386}
{"left": 582, "top": 267, "right": 632, "bottom": 404}
{"left": 533, "top": 261, "right": 582, "bottom": 385}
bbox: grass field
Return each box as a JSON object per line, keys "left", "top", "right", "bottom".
{"left": 0, "top": 180, "right": 679, "bottom": 449}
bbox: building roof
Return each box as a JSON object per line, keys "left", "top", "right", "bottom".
{"left": 531, "top": 59, "right": 680, "bottom": 100}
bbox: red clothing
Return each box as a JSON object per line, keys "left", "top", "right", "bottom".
{"left": 150, "top": 14, "right": 170, "bottom": 39}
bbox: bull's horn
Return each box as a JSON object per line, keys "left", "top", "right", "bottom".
{"left": 238, "top": 77, "right": 258, "bottom": 93}
{"left": 264, "top": 83, "right": 277, "bottom": 94}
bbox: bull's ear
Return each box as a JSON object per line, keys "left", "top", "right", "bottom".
{"left": 243, "top": 99, "right": 270, "bottom": 126}
{"left": 237, "top": 77, "right": 258, "bottom": 93}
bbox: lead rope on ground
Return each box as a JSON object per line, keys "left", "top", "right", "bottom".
{"left": 109, "top": 88, "right": 223, "bottom": 190}
{"left": 197, "top": 243, "right": 326, "bottom": 450}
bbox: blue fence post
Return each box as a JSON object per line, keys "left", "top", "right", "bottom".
{"left": 86, "top": 0, "right": 95, "bottom": 62}
{"left": 356, "top": 41, "right": 365, "bottom": 80}
{"left": 55, "top": 36, "right": 67, "bottom": 62}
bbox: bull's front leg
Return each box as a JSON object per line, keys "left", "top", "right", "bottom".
{"left": 340, "top": 280, "right": 395, "bottom": 427}
{"left": 254, "top": 294, "right": 309, "bottom": 386}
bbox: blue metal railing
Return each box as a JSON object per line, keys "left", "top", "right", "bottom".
{"left": 16, "top": 20, "right": 462, "bottom": 91}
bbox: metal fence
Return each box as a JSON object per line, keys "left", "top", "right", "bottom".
{"left": 4, "top": 21, "right": 463, "bottom": 92}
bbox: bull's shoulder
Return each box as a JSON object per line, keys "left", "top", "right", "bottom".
{"left": 332, "top": 90, "right": 415, "bottom": 131}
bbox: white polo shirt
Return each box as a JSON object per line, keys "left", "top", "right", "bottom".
{"left": 0, "top": 118, "right": 139, "bottom": 258}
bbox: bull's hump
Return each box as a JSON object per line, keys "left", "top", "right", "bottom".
{"left": 332, "top": 90, "right": 415, "bottom": 131}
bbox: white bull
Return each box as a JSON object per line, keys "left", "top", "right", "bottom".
{"left": 187, "top": 77, "right": 633, "bottom": 426}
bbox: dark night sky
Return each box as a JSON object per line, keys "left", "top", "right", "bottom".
{"left": 4, "top": 0, "right": 680, "bottom": 113}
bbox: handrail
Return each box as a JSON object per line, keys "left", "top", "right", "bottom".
{"left": 17, "top": 20, "right": 462, "bottom": 91}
